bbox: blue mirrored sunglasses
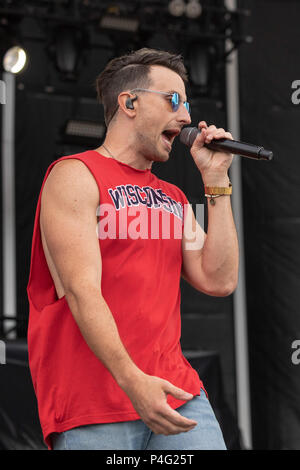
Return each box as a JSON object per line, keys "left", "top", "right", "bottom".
{"left": 130, "top": 88, "right": 191, "bottom": 115}
{"left": 170, "top": 92, "right": 190, "bottom": 114}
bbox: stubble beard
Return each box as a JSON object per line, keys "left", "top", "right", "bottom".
{"left": 135, "top": 130, "right": 170, "bottom": 164}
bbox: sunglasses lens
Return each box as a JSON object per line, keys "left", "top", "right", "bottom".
{"left": 171, "top": 93, "right": 179, "bottom": 111}
{"left": 184, "top": 102, "right": 191, "bottom": 114}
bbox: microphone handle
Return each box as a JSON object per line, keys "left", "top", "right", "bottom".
{"left": 205, "top": 138, "right": 273, "bottom": 161}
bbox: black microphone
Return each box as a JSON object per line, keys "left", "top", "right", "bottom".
{"left": 180, "top": 127, "right": 273, "bottom": 161}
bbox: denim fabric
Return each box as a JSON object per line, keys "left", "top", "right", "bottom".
{"left": 52, "top": 391, "right": 226, "bottom": 450}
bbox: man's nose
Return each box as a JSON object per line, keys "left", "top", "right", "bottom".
{"left": 177, "top": 103, "right": 191, "bottom": 125}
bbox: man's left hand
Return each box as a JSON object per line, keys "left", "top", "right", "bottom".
{"left": 190, "top": 121, "right": 234, "bottom": 183}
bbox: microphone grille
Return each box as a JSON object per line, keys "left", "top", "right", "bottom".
{"left": 180, "top": 127, "right": 198, "bottom": 147}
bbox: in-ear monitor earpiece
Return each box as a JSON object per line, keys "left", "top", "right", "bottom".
{"left": 126, "top": 96, "right": 137, "bottom": 110}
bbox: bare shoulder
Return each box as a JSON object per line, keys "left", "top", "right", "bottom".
{"left": 42, "top": 158, "right": 99, "bottom": 208}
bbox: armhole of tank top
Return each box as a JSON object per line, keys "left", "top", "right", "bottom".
{"left": 175, "top": 187, "right": 189, "bottom": 236}
{"left": 27, "top": 154, "right": 102, "bottom": 313}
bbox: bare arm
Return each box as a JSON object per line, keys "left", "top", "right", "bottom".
{"left": 181, "top": 188, "right": 238, "bottom": 296}
{"left": 181, "top": 122, "right": 239, "bottom": 296}
{"left": 40, "top": 159, "right": 197, "bottom": 435}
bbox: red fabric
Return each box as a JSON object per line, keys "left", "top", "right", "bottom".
{"left": 27, "top": 151, "right": 205, "bottom": 449}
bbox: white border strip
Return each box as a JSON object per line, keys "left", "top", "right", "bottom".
{"left": 1, "top": 71, "right": 17, "bottom": 339}
{"left": 225, "top": 0, "right": 252, "bottom": 449}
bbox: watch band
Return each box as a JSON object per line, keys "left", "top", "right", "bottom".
{"left": 204, "top": 182, "right": 232, "bottom": 195}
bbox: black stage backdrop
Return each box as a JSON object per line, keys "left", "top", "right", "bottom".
{"left": 238, "top": 0, "right": 300, "bottom": 449}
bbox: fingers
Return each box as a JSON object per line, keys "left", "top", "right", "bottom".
{"left": 149, "top": 412, "right": 197, "bottom": 436}
{"left": 165, "top": 383, "right": 194, "bottom": 401}
{"left": 147, "top": 405, "right": 197, "bottom": 436}
{"left": 160, "top": 404, "right": 197, "bottom": 429}
{"left": 198, "top": 121, "right": 233, "bottom": 144}
{"left": 150, "top": 381, "right": 197, "bottom": 434}
{"left": 128, "top": 374, "right": 198, "bottom": 437}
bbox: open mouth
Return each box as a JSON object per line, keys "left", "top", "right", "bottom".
{"left": 161, "top": 129, "right": 180, "bottom": 149}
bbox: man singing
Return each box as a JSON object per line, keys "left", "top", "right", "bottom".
{"left": 27, "top": 48, "right": 238, "bottom": 450}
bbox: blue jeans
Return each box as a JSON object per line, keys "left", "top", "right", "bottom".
{"left": 52, "top": 392, "right": 226, "bottom": 450}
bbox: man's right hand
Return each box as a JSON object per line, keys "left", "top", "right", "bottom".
{"left": 121, "top": 372, "right": 198, "bottom": 436}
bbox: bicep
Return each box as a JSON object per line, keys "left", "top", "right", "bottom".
{"left": 40, "top": 159, "right": 102, "bottom": 295}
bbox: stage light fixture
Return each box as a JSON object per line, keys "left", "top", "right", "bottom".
{"left": 55, "top": 28, "right": 78, "bottom": 77}
{"left": 186, "top": 0, "right": 202, "bottom": 19}
{"left": 100, "top": 15, "right": 139, "bottom": 33}
{"left": 3, "top": 45, "right": 27, "bottom": 74}
{"left": 63, "top": 119, "right": 105, "bottom": 145}
{"left": 189, "top": 46, "right": 209, "bottom": 89}
{"left": 51, "top": 26, "right": 86, "bottom": 80}
{"left": 168, "top": 0, "right": 186, "bottom": 17}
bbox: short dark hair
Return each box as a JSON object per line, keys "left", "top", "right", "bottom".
{"left": 95, "top": 48, "right": 188, "bottom": 126}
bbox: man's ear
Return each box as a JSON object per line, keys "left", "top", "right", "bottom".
{"left": 118, "top": 92, "right": 138, "bottom": 117}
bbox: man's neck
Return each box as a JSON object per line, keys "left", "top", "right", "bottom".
{"left": 95, "top": 134, "right": 153, "bottom": 171}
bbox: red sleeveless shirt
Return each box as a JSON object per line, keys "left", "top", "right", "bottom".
{"left": 27, "top": 150, "right": 205, "bottom": 449}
